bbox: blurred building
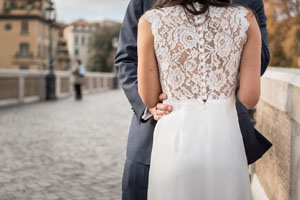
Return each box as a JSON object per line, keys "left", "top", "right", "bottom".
{"left": 0, "top": 0, "right": 70, "bottom": 70}
{"left": 63, "top": 19, "right": 96, "bottom": 67}
{"left": 56, "top": 22, "right": 71, "bottom": 70}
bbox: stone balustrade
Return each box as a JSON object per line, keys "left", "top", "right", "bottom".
{"left": 250, "top": 67, "right": 300, "bottom": 200}
{"left": 0, "top": 69, "right": 116, "bottom": 107}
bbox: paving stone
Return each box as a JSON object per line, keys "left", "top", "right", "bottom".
{"left": 0, "top": 90, "right": 132, "bottom": 200}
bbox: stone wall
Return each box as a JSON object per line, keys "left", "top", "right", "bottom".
{"left": 0, "top": 69, "right": 116, "bottom": 107}
{"left": 250, "top": 67, "right": 300, "bottom": 200}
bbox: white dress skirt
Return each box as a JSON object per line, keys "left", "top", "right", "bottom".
{"left": 147, "top": 96, "right": 253, "bottom": 200}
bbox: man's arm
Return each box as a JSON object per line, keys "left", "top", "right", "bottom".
{"left": 114, "top": 0, "right": 148, "bottom": 124}
{"left": 249, "top": 0, "right": 270, "bottom": 76}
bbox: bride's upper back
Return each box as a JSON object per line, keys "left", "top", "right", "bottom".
{"left": 143, "top": 4, "right": 250, "bottom": 101}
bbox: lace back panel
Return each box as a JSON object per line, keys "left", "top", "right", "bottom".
{"left": 143, "top": 5, "right": 250, "bottom": 102}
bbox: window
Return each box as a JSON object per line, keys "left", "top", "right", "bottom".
{"left": 20, "top": 65, "right": 29, "bottom": 70}
{"left": 82, "top": 36, "right": 85, "bottom": 45}
{"left": 37, "top": 44, "right": 41, "bottom": 58}
{"left": 21, "top": 21, "right": 28, "bottom": 34}
{"left": 5, "top": 24, "right": 12, "bottom": 31}
{"left": 43, "top": 45, "right": 48, "bottom": 58}
{"left": 26, "top": 2, "right": 33, "bottom": 9}
{"left": 74, "top": 49, "right": 79, "bottom": 56}
{"left": 10, "top": 2, "right": 17, "bottom": 9}
{"left": 20, "top": 43, "right": 29, "bottom": 57}
{"left": 75, "top": 36, "right": 78, "bottom": 45}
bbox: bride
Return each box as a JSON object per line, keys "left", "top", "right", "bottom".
{"left": 137, "top": 0, "right": 261, "bottom": 199}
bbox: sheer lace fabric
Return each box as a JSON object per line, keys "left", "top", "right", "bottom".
{"left": 143, "top": 5, "right": 250, "bottom": 102}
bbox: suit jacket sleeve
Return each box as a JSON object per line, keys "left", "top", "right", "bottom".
{"left": 114, "top": 0, "right": 150, "bottom": 124}
{"left": 250, "top": 0, "right": 270, "bottom": 76}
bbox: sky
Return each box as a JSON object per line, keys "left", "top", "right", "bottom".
{"left": 54, "top": 0, "right": 130, "bottom": 24}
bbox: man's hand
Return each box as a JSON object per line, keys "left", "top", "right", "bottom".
{"left": 148, "top": 93, "right": 173, "bottom": 120}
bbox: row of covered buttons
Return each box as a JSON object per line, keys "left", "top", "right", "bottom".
{"left": 196, "top": 23, "right": 207, "bottom": 100}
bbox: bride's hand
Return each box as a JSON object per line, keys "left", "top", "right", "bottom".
{"left": 148, "top": 93, "right": 173, "bottom": 120}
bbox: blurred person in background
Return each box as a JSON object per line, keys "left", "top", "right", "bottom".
{"left": 72, "top": 59, "right": 86, "bottom": 100}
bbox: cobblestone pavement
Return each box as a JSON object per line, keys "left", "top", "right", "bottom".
{"left": 0, "top": 90, "right": 132, "bottom": 200}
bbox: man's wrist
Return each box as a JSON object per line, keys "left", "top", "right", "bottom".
{"left": 141, "top": 106, "right": 153, "bottom": 121}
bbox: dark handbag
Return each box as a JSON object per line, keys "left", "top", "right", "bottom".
{"left": 74, "top": 68, "right": 84, "bottom": 77}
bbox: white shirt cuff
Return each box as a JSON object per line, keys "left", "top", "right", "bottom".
{"left": 142, "top": 107, "right": 153, "bottom": 120}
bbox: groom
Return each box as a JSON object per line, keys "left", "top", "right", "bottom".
{"left": 115, "top": 0, "right": 273, "bottom": 199}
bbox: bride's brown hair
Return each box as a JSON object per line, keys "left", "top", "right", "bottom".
{"left": 152, "top": 0, "right": 232, "bottom": 15}
{"left": 151, "top": 0, "right": 258, "bottom": 23}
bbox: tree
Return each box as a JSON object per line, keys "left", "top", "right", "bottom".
{"left": 264, "top": 0, "right": 300, "bottom": 68}
{"left": 283, "top": 23, "right": 300, "bottom": 67}
{"left": 87, "top": 21, "right": 121, "bottom": 72}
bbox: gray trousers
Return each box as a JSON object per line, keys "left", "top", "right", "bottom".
{"left": 122, "top": 159, "right": 150, "bottom": 200}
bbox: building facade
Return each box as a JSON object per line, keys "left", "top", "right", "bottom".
{"left": 63, "top": 19, "right": 96, "bottom": 67}
{"left": 56, "top": 22, "right": 71, "bottom": 70}
{"left": 0, "top": 0, "right": 70, "bottom": 70}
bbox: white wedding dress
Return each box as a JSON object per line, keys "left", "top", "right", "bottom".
{"left": 143, "top": 3, "right": 253, "bottom": 200}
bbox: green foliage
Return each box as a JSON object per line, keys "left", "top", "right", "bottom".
{"left": 87, "top": 21, "right": 121, "bottom": 72}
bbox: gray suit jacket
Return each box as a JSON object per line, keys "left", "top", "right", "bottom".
{"left": 114, "top": 0, "right": 272, "bottom": 165}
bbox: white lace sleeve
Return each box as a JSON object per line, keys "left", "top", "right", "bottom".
{"left": 239, "top": 7, "right": 251, "bottom": 45}
{"left": 142, "top": 9, "right": 154, "bottom": 24}
{"left": 141, "top": 9, "right": 159, "bottom": 39}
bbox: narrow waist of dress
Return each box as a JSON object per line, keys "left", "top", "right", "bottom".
{"left": 162, "top": 95, "right": 236, "bottom": 110}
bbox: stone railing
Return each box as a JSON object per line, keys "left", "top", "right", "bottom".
{"left": 250, "top": 67, "right": 300, "bottom": 200}
{"left": 0, "top": 69, "right": 116, "bottom": 107}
